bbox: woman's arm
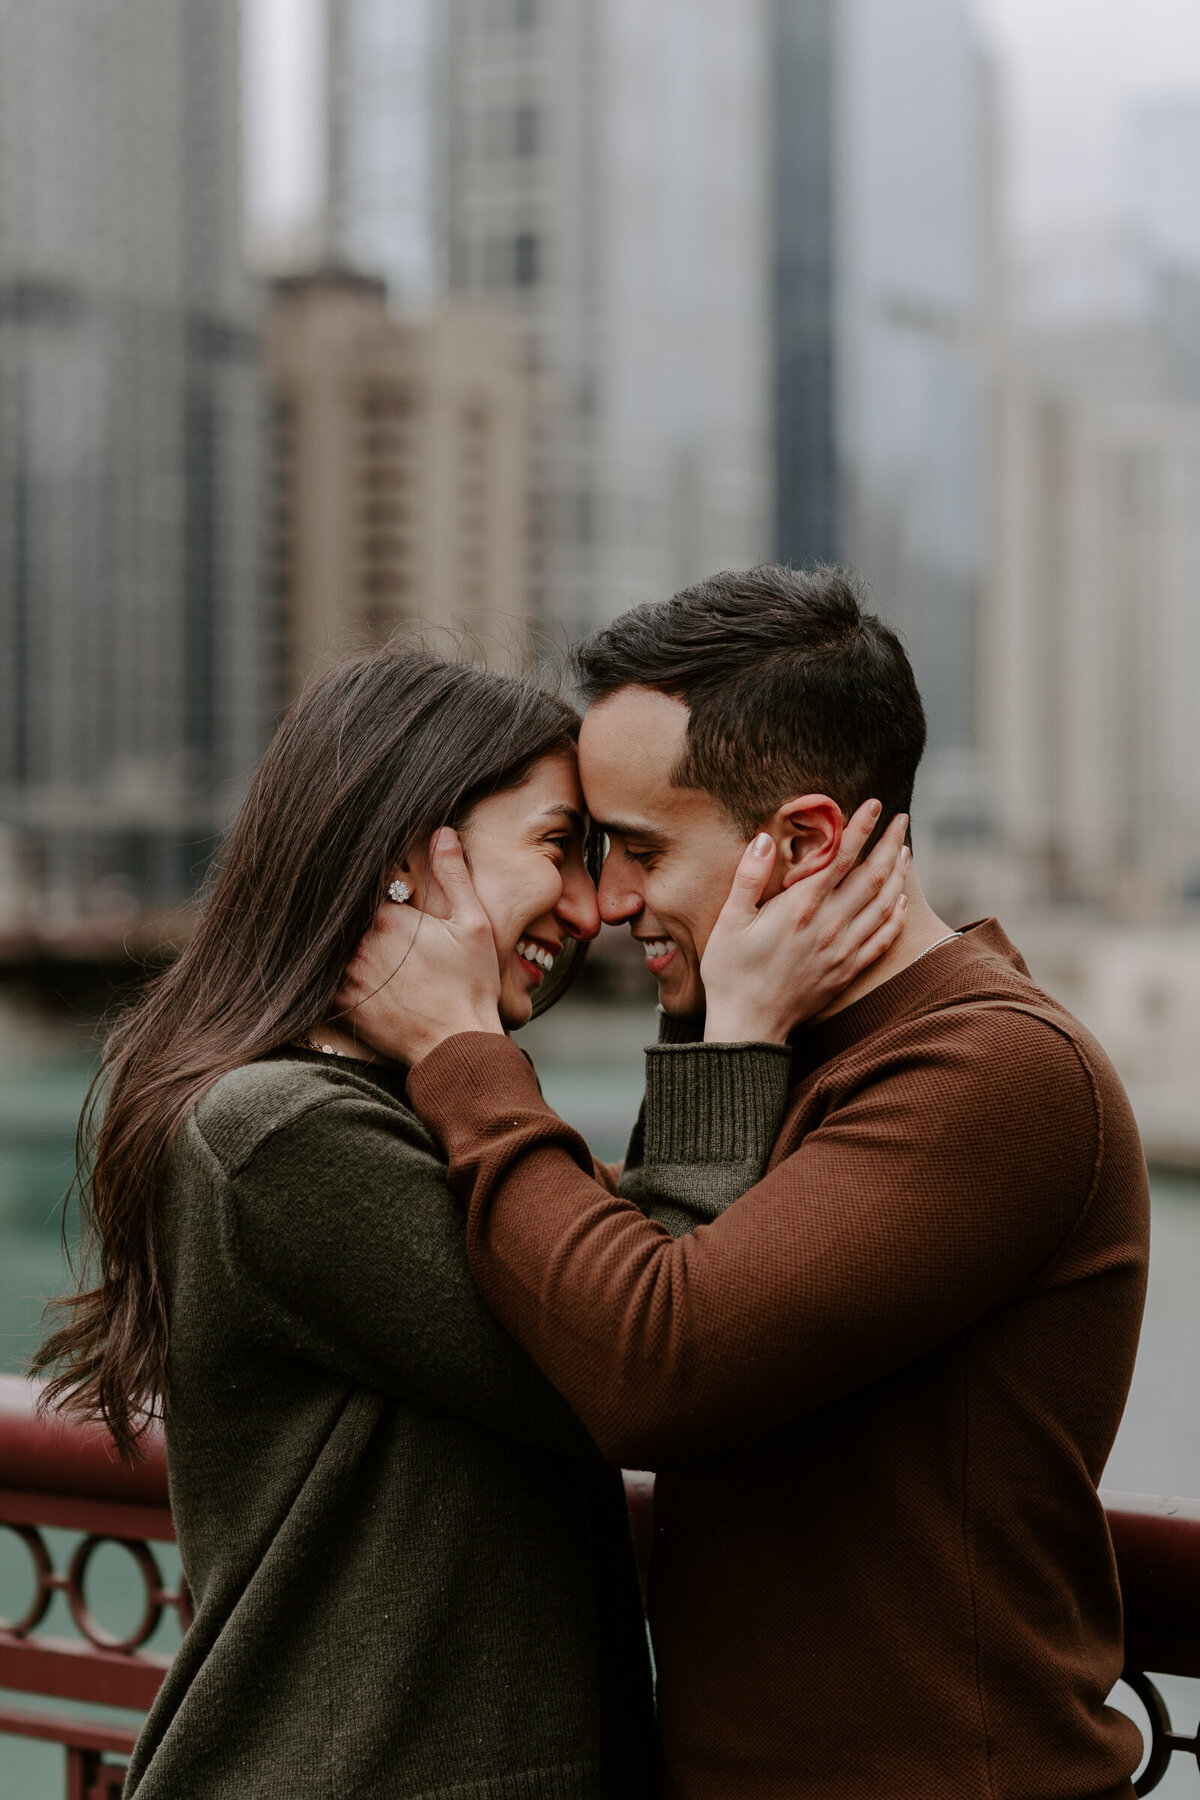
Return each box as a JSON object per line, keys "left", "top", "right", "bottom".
{"left": 620, "top": 1040, "right": 793, "bottom": 1237}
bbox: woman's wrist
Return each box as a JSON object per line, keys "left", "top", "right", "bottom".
{"left": 702, "top": 1006, "right": 790, "bottom": 1046}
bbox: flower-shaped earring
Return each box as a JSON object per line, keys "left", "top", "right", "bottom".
{"left": 387, "top": 879, "right": 412, "bottom": 904}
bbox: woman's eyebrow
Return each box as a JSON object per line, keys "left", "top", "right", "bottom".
{"left": 537, "top": 803, "right": 587, "bottom": 834}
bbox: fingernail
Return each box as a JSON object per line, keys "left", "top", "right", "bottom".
{"left": 751, "top": 832, "right": 773, "bottom": 857}
{"left": 433, "top": 826, "right": 459, "bottom": 851}
{"left": 870, "top": 800, "right": 882, "bottom": 820}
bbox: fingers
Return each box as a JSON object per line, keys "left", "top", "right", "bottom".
{"left": 721, "top": 833, "right": 778, "bottom": 922}
{"left": 829, "top": 809, "right": 907, "bottom": 917}
{"left": 425, "top": 827, "right": 489, "bottom": 929}
{"left": 838, "top": 841, "right": 910, "bottom": 953}
{"left": 849, "top": 892, "right": 908, "bottom": 976}
{"left": 335, "top": 903, "right": 422, "bottom": 1012}
{"left": 834, "top": 798, "right": 885, "bottom": 875}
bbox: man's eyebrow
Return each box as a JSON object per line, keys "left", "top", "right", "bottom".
{"left": 589, "top": 816, "right": 666, "bottom": 843}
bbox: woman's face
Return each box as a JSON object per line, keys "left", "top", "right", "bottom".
{"left": 457, "top": 749, "right": 600, "bottom": 1028}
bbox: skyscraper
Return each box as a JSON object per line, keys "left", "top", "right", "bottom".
{"left": 774, "top": 0, "right": 996, "bottom": 759}
{"left": 324, "top": 0, "right": 773, "bottom": 639}
{"left": 0, "top": 0, "right": 266, "bottom": 929}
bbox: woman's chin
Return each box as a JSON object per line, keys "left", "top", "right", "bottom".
{"left": 498, "top": 991, "right": 534, "bottom": 1032}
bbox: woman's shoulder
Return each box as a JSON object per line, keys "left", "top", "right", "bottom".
{"left": 190, "top": 1055, "right": 432, "bottom": 1180}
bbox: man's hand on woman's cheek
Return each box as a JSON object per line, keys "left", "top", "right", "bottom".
{"left": 335, "top": 828, "right": 505, "bottom": 1066}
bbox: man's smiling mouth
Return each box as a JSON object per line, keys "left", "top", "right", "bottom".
{"left": 637, "top": 937, "right": 676, "bottom": 974}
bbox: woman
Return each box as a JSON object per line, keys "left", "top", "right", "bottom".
{"left": 34, "top": 646, "right": 903, "bottom": 1800}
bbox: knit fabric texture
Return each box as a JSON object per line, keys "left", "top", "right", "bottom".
{"left": 408, "top": 920, "right": 1151, "bottom": 1800}
{"left": 124, "top": 1052, "right": 677, "bottom": 1800}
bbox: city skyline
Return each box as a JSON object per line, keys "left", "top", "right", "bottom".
{"left": 0, "top": 0, "right": 268, "bottom": 929}
{"left": 247, "top": 0, "right": 1200, "bottom": 255}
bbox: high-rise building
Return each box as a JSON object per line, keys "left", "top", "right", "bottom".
{"left": 0, "top": 0, "right": 266, "bottom": 930}
{"left": 324, "top": 0, "right": 772, "bottom": 640}
{"left": 265, "top": 270, "right": 535, "bottom": 697}
{"left": 323, "top": 0, "right": 442, "bottom": 310}
{"left": 987, "top": 324, "right": 1200, "bottom": 912}
{"left": 774, "top": 0, "right": 996, "bottom": 761}
{"left": 983, "top": 99, "right": 1200, "bottom": 917}
{"left": 1126, "top": 96, "right": 1200, "bottom": 400}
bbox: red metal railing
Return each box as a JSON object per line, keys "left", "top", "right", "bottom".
{"left": 0, "top": 1375, "right": 189, "bottom": 1798}
{"left": 1, "top": 1376, "right": 1198, "bottom": 1797}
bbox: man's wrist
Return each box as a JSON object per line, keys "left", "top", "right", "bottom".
{"left": 409, "top": 1012, "right": 505, "bottom": 1065}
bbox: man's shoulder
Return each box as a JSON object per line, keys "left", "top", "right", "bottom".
{"left": 802, "top": 923, "right": 1119, "bottom": 1119}
{"left": 922, "top": 921, "right": 1126, "bottom": 1098}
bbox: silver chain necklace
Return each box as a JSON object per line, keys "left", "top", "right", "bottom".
{"left": 910, "top": 930, "right": 963, "bottom": 967}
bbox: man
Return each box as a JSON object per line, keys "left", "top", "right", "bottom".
{"left": 348, "top": 565, "right": 1149, "bottom": 1799}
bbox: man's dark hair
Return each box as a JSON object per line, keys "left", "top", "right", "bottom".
{"left": 572, "top": 563, "right": 926, "bottom": 835}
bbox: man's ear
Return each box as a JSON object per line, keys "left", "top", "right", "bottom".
{"left": 762, "top": 795, "right": 845, "bottom": 889}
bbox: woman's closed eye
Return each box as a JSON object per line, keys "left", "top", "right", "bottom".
{"left": 544, "top": 832, "right": 577, "bottom": 858}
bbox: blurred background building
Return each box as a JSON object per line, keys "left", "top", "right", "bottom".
{"left": 0, "top": 0, "right": 1198, "bottom": 1157}
{"left": 775, "top": 0, "right": 997, "bottom": 778}
{"left": 0, "top": 0, "right": 267, "bottom": 944}
{"left": 266, "top": 271, "right": 534, "bottom": 698}
{"left": 324, "top": 0, "right": 772, "bottom": 640}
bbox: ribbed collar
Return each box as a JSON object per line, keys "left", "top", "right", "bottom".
{"left": 269, "top": 1044, "right": 410, "bottom": 1102}
{"left": 789, "top": 917, "right": 1030, "bottom": 1076}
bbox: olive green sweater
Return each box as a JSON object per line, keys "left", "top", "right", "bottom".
{"left": 124, "top": 1042, "right": 788, "bottom": 1800}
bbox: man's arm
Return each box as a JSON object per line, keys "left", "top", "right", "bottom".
{"left": 406, "top": 1009, "right": 1104, "bottom": 1469}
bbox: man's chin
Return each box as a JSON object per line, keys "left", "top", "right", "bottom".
{"left": 656, "top": 970, "right": 704, "bottom": 1019}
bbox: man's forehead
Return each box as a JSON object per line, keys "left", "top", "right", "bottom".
{"left": 579, "top": 686, "right": 690, "bottom": 751}
{"left": 578, "top": 688, "right": 686, "bottom": 818}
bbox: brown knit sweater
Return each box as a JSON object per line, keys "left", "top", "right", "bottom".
{"left": 407, "top": 921, "right": 1150, "bottom": 1800}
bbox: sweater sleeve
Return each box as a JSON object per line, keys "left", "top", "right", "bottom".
{"left": 406, "top": 1013, "right": 1104, "bottom": 1468}
{"left": 216, "top": 1089, "right": 599, "bottom": 1462}
{"left": 620, "top": 1042, "right": 793, "bottom": 1236}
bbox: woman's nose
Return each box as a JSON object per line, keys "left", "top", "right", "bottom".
{"left": 557, "top": 865, "right": 601, "bottom": 941}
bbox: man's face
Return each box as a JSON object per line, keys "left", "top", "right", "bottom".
{"left": 578, "top": 687, "right": 749, "bottom": 1016}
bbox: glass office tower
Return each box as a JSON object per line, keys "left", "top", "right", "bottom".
{"left": 0, "top": 0, "right": 266, "bottom": 924}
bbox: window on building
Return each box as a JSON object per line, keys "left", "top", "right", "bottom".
{"left": 514, "top": 232, "right": 540, "bottom": 287}
{"left": 514, "top": 104, "right": 539, "bottom": 157}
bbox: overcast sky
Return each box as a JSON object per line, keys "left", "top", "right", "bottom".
{"left": 243, "top": 0, "right": 1200, "bottom": 244}
{"left": 973, "top": 0, "right": 1200, "bottom": 234}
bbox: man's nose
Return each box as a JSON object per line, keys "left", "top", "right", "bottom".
{"left": 597, "top": 855, "right": 642, "bottom": 927}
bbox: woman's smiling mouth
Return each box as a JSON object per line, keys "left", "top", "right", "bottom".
{"left": 516, "top": 938, "right": 559, "bottom": 981}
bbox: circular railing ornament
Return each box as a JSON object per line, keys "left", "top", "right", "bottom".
{"left": 67, "top": 1535, "right": 170, "bottom": 1653}
{"left": 1125, "top": 1669, "right": 1200, "bottom": 1797}
{"left": 0, "top": 1521, "right": 55, "bottom": 1636}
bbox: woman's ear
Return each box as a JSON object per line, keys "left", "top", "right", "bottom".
{"left": 387, "top": 848, "right": 427, "bottom": 907}
{"left": 763, "top": 795, "right": 845, "bottom": 888}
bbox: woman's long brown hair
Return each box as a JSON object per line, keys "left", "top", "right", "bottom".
{"left": 33, "top": 647, "right": 586, "bottom": 1455}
